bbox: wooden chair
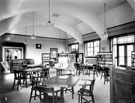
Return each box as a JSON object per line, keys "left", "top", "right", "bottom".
{"left": 61, "top": 74, "right": 75, "bottom": 99}
{"left": 103, "top": 67, "right": 110, "bottom": 84}
{"left": 37, "top": 86, "right": 61, "bottom": 103}
{"left": 29, "top": 76, "right": 61, "bottom": 103}
{"left": 12, "top": 70, "right": 28, "bottom": 90}
{"left": 78, "top": 79, "right": 95, "bottom": 103}
{"left": 76, "top": 64, "right": 85, "bottom": 75}
{"left": 29, "top": 76, "right": 41, "bottom": 102}
{"left": 39, "top": 68, "right": 50, "bottom": 81}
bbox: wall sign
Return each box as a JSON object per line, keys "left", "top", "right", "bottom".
{"left": 36, "top": 44, "right": 42, "bottom": 49}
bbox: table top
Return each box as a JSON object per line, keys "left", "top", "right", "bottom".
{"left": 54, "top": 67, "right": 67, "bottom": 70}
{"left": 43, "top": 75, "right": 79, "bottom": 88}
{"left": 25, "top": 67, "right": 49, "bottom": 72}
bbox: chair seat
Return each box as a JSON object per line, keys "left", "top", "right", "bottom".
{"left": 78, "top": 88, "right": 93, "bottom": 96}
{"left": 40, "top": 95, "right": 62, "bottom": 103}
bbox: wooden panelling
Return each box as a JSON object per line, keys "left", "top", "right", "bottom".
{"left": 110, "top": 67, "right": 135, "bottom": 103}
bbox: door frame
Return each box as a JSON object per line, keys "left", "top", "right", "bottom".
{"left": 117, "top": 43, "right": 134, "bottom": 66}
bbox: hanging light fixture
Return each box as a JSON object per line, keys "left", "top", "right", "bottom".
{"left": 31, "top": 12, "right": 36, "bottom": 39}
{"left": 74, "top": 18, "right": 77, "bottom": 43}
{"left": 24, "top": 26, "right": 27, "bottom": 44}
{"left": 59, "top": 29, "right": 61, "bottom": 44}
{"left": 46, "top": 0, "right": 54, "bottom": 28}
{"left": 103, "top": 4, "right": 108, "bottom": 38}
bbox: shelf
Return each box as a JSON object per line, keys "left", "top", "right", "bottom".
{"left": 42, "top": 53, "right": 50, "bottom": 65}
{"left": 97, "top": 52, "right": 113, "bottom": 68}
{"left": 132, "top": 51, "right": 135, "bottom": 67}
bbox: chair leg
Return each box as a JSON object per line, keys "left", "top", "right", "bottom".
{"left": 92, "top": 95, "right": 95, "bottom": 103}
{"left": 81, "top": 95, "right": 82, "bottom": 103}
{"left": 78, "top": 94, "right": 80, "bottom": 103}
{"left": 29, "top": 89, "right": 33, "bottom": 103}
{"left": 17, "top": 80, "right": 21, "bottom": 91}
{"left": 12, "top": 80, "right": 15, "bottom": 90}
{"left": 52, "top": 93, "right": 54, "bottom": 103}
{"left": 72, "top": 87, "right": 74, "bottom": 99}
{"left": 34, "top": 90, "right": 37, "bottom": 100}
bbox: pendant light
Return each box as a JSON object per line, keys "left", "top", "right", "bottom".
{"left": 103, "top": 4, "right": 108, "bottom": 38}
{"left": 59, "top": 29, "right": 61, "bottom": 44}
{"left": 74, "top": 18, "right": 77, "bottom": 43}
{"left": 31, "top": 12, "right": 36, "bottom": 39}
{"left": 46, "top": 0, "right": 54, "bottom": 28}
{"left": 24, "top": 26, "right": 27, "bottom": 44}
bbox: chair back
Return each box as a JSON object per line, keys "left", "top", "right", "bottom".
{"left": 31, "top": 76, "right": 40, "bottom": 87}
{"left": 37, "top": 86, "right": 54, "bottom": 93}
{"left": 0, "top": 61, "right": 10, "bottom": 71}
{"left": 13, "top": 70, "right": 22, "bottom": 79}
{"left": 89, "top": 79, "right": 95, "bottom": 92}
{"left": 104, "top": 67, "right": 110, "bottom": 76}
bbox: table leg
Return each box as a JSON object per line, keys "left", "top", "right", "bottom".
{"left": 60, "top": 87, "right": 65, "bottom": 103}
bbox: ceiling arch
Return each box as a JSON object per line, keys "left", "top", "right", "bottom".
{"left": 0, "top": 0, "right": 128, "bottom": 41}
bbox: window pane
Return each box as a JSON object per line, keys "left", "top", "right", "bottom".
{"left": 119, "top": 57, "right": 124, "bottom": 65}
{"left": 118, "top": 37, "right": 125, "bottom": 44}
{"left": 85, "top": 40, "right": 99, "bottom": 57}
{"left": 119, "top": 46, "right": 124, "bottom": 56}
{"left": 126, "top": 36, "right": 134, "bottom": 43}
{"left": 113, "top": 38, "right": 117, "bottom": 44}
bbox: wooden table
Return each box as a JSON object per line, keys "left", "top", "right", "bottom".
{"left": 54, "top": 67, "right": 66, "bottom": 76}
{"left": 42, "top": 75, "right": 79, "bottom": 103}
{"left": 25, "top": 67, "right": 50, "bottom": 81}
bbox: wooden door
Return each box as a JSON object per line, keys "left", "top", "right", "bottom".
{"left": 110, "top": 67, "right": 135, "bottom": 103}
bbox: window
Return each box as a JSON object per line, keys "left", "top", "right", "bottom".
{"left": 111, "top": 34, "right": 135, "bottom": 66}
{"left": 85, "top": 40, "right": 99, "bottom": 57}
{"left": 69, "top": 43, "right": 79, "bottom": 53}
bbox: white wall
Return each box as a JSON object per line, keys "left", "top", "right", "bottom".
{"left": 100, "top": 3, "right": 135, "bottom": 29}
{"left": 6, "top": 35, "right": 66, "bottom": 64}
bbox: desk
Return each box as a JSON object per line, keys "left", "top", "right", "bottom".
{"left": 54, "top": 68, "right": 66, "bottom": 76}
{"left": 42, "top": 75, "right": 79, "bottom": 103}
{"left": 25, "top": 67, "right": 50, "bottom": 80}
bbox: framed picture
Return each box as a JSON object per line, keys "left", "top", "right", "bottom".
{"left": 36, "top": 44, "right": 42, "bottom": 49}
{"left": 50, "top": 48, "right": 58, "bottom": 61}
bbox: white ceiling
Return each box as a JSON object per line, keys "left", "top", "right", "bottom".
{"left": 0, "top": 0, "right": 134, "bottom": 43}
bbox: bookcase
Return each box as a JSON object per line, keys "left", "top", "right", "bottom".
{"left": 131, "top": 51, "right": 135, "bottom": 68}
{"left": 97, "top": 52, "right": 113, "bottom": 67}
{"left": 42, "top": 53, "right": 50, "bottom": 66}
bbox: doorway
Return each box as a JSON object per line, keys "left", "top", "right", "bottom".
{"left": 117, "top": 44, "right": 133, "bottom": 66}
{"left": 3, "top": 47, "right": 23, "bottom": 61}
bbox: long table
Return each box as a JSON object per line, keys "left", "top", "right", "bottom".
{"left": 42, "top": 75, "right": 79, "bottom": 103}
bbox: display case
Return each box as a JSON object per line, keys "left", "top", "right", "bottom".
{"left": 97, "top": 52, "right": 113, "bottom": 67}
{"left": 69, "top": 53, "right": 83, "bottom": 64}
{"left": 42, "top": 53, "right": 50, "bottom": 66}
{"left": 58, "top": 53, "right": 68, "bottom": 68}
{"left": 131, "top": 51, "right": 135, "bottom": 68}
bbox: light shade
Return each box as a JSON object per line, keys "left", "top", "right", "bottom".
{"left": 24, "top": 41, "right": 27, "bottom": 44}
{"left": 31, "top": 34, "right": 36, "bottom": 39}
{"left": 46, "top": 21, "right": 54, "bottom": 28}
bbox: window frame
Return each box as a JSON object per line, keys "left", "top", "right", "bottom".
{"left": 84, "top": 39, "right": 100, "bottom": 57}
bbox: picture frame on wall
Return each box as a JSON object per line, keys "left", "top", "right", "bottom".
{"left": 36, "top": 44, "right": 42, "bottom": 49}
{"left": 50, "top": 48, "right": 58, "bottom": 61}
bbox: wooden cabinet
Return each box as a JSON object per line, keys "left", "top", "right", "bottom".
{"left": 131, "top": 51, "right": 135, "bottom": 68}
{"left": 97, "top": 52, "right": 113, "bottom": 67}
{"left": 110, "top": 67, "right": 135, "bottom": 103}
{"left": 42, "top": 53, "right": 50, "bottom": 66}
{"left": 10, "top": 59, "right": 34, "bottom": 72}
{"left": 69, "top": 53, "right": 83, "bottom": 64}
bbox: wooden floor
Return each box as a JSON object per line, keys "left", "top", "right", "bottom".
{"left": 0, "top": 69, "right": 110, "bottom": 103}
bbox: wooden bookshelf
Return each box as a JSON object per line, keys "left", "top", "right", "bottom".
{"left": 97, "top": 52, "right": 113, "bottom": 67}
{"left": 131, "top": 51, "right": 135, "bottom": 68}
{"left": 42, "top": 53, "right": 50, "bottom": 65}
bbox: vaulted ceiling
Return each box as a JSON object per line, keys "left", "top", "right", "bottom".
{"left": 0, "top": 0, "right": 135, "bottom": 43}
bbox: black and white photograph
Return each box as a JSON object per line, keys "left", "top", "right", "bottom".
{"left": 0, "top": 0, "right": 135, "bottom": 103}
